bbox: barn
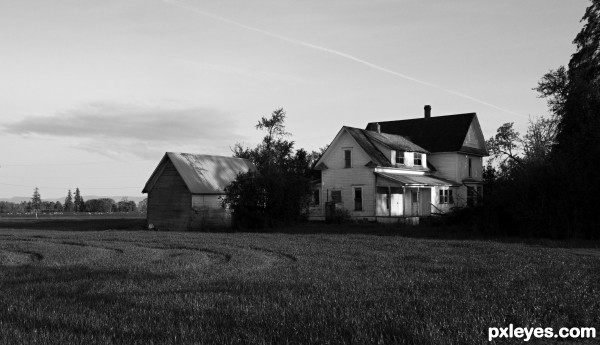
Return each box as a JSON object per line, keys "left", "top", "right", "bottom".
{"left": 142, "top": 152, "right": 255, "bottom": 231}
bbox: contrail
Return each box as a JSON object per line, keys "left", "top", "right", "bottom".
{"left": 162, "top": 0, "right": 526, "bottom": 118}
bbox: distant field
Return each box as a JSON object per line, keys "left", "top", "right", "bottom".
{"left": 0, "top": 214, "right": 146, "bottom": 231}
{"left": 0, "top": 229, "right": 598, "bottom": 344}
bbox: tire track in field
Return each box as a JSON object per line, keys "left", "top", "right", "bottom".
{"left": 229, "top": 244, "right": 298, "bottom": 263}
{"left": 130, "top": 243, "right": 232, "bottom": 262}
{"left": 0, "top": 248, "right": 43, "bottom": 266}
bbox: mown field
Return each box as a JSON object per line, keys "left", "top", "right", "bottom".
{"left": 0, "top": 228, "right": 598, "bottom": 344}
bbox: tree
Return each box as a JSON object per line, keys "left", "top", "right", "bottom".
{"left": 223, "top": 108, "right": 314, "bottom": 229}
{"left": 532, "top": 0, "right": 600, "bottom": 238}
{"left": 138, "top": 198, "right": 148, "bottom": 213}
{"left": 64, "top": 190, "right": 74, "bottom": 212}
{"left": 117, "top": 197, "right": 137, "bottom": 212}
{"left": 31, "top": 187, "right": 42, "bottom": 212}
{"left": 73, "top": 188, "right": 85, "bottom": 212}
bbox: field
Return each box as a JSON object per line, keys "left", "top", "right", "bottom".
{"left": 0, "top": 227, "right": 598, "bottom": 344}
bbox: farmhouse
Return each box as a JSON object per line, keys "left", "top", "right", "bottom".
{"left": 142, "top": 152, "right": 255, "bottom": 231}
{"left": 310, "top": 105, "right": 488, "bottom": 223}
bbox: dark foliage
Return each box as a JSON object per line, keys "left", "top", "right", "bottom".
{"left": 478, "top": 0, "right": 600, "bottom": 239}
{"left": 223, "top": 109, "right": 315, "bottom": 230}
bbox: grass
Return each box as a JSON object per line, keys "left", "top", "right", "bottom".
{"left": 0, "top": 228, "right": 598, "bottom": 344}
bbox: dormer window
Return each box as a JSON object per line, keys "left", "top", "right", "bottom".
{"left": 395, "top": 150, "right": 404, "bottom": 165}
{"left": 414, "top": 152, "right": 422, "bottom": 166}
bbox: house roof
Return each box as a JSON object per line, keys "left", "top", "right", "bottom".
{"left": 375, "top": 172, "right": 460, "bottom": 187}
{"left": 142, "top": 152, "right": 256, "bottom": 194}
{"left": 369, "top": 113, "right": 488, "bottom": 155}
{"left": 343, "top": 126, "right": 429, "bottom": 167}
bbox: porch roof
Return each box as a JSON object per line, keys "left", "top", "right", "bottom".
{"left": 376, "top": 172, "right": 460, "bottom": 187}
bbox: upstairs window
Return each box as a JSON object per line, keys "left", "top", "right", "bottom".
{"left": 395, "top": 150, "right": 404, "bottom": 165}
{"left": 439, "top": 189, "right": 454, "bottom": 204}
{"left": 331, "top": 190, "right": 342, "bottom": 204}
{"left": 414, "top": 152, "right": 422, "bottom": 166}
{"left": 354, "top": 187, "right": 362, "bottom": 211}
{"left": 468, "top": 158, "right": 472, "bottom": 177}
{"left": 344, "top": 150, "right": 352, "bottom": 168}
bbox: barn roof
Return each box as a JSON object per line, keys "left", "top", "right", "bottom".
{"left": 142, "top": 152, "right": 256, "bottom": 194}
{"left": 369, "top": 113, "right": 488, "bottom": 155}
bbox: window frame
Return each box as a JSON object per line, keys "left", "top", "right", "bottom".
{"left": 344, "top": 149, "right": 352, "bottom": 168}
{"left": 395, "top": 150, "right": 404, "bottom": 165}
{"left": 414, "top": 152, "right": 422, "bottom": 166}
{"left": 354, "top": 187, "right": 363, "bottom": 211}
{"left": 468, "top": 157, "right": 472, "bottom": 177}
{"left": 312, "top": 189, "right": 320, "bottom": 206}
{"left": 439, "top": 189, "right": 454, "bottom": 204}
{"left": 331, "top": 190, "right": 342, "bottom": 204}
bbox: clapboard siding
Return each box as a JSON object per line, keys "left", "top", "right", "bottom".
{"left": 321, "top": 131, "right": 376, "bottom": 216}
{"left": 428, "top": 153, "right": 458, "bottom": 181}
{"left": 147, "top": 160, "right": 191, "bottom": 231}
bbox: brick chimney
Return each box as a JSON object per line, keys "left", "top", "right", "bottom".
{"left": 424, "top": 105, "right": 431, "bottom": 119}
{"left": 366, "top": 122, "right": 381, "bottom": 133}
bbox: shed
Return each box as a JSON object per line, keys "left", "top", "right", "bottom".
{"left": 142, "top": 152, "right": 255, "bottom": 231}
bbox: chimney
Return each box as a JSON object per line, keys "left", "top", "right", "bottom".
{"left": 366, "top": 122, "right": 381, "bottom": 133}
{"left": 424, "top": 105, "right": 431, "bottom": 119}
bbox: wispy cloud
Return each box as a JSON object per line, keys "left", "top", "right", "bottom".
{"left": 163, "top": 0, "right": 526, "bottom": 119}
{"left": 2, "top": 102, "right": 244, "bottom": 158}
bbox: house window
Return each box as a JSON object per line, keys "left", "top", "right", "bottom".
{"left": 354, "top": 187, "right": 362, "bottom": 211}
{"left": 439, "top": 189, "right": 454, "bottom": 204}
{"left": 331, "top": 190, "right": 342, "bottom": 204}
{"left": 312, "top": 189, "right": 320, "bottom": 206}
{"left": 467, "top": 187, "right": 475, "bottom": 207}
{"left": 468, "top": 158, "right": 472, "bottom": 177}
{"left": 414, "top": 153, "right": 422, "bottom": 166}
{"left": 344, "top": 150, "right": 352, "bottom": 168}
{"left": 395, "top": 150, "right": 404, "bottom": 165}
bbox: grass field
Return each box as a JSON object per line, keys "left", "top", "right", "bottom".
{"left": 0, "top": 228, "right": 598, "bottom": 344}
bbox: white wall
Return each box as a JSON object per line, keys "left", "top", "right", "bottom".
{"left": 321, "top": 131, "right": 376, "bottom": 217}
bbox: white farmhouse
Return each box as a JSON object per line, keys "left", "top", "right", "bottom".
{"left": 309, "top": 105, "right": 488, "bottom": 223}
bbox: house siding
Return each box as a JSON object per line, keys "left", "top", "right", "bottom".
{"left": 428, "top": 153, "right": 459, "bottom": 182}
{"left": 321, "top": 131, "right": 376, "bottom": 217}
{"left": 147, "top": 160, "right": 192, "bottom": 231}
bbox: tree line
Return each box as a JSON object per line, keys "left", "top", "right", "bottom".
{"left": 476, "top": 0, "right": 600, "bottom": 239}
{"left": 0, "top": 187, "right": 147, "bottom": 214}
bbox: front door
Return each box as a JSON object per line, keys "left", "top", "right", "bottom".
{"left": 411, "top": 190, "right": 419, "bottom": 216}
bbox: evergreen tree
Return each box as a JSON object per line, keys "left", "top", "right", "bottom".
{"left": 64, "top": 189, "right": 74, "bottom": 212}
{"left": 31, "top": 187, "right": 42, "bottom": 212}
{"left": 73, "top": 188, "right": 85, "bottom": 212}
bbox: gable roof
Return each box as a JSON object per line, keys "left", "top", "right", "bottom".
{"left": 369, "top": 113, "right": 488, "bottom": 156}
{"left": 314, "top": 126, "right": 431, "bottom": 170}
{"left": 142, "top": 152, "right": 256, "bottom": 194}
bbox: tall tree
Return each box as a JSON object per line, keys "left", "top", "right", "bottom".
{"left": 73, "top": 188, "right": 85, "bottom": 212}
{"left": 31, "top": 187, "right": 42, "bottom": 212}
{"left": 64, "top": 189, "right": 74, "bottom": 212}
{"left": 224, "top": 108, "right": 314, "bottom": 229}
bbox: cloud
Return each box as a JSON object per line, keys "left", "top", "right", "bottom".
{"left": 2, "top": 102, "right": 246, "bottom": 158}
{"left": 3, "top": 102, "right": 239, "bottom": 141}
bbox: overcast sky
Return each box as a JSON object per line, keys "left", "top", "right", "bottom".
{"left": 0, "top": 0, "right": 589, "bottom": 199}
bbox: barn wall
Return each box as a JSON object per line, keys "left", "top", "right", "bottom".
{"left": 190, "top": 194, "right": 231, "bottom": 229}
{"left": 147, "top": 160, "right": 192, "bottom": 231}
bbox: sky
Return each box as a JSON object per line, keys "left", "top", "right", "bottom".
{"left": 0, "top": 0, "right": 589, "bottom": 199}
